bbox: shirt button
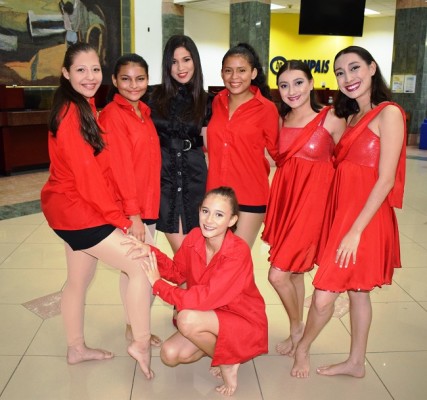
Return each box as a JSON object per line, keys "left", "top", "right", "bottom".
{"left": 177, "top": 171, "right": 182, "bottom": 175}
{"left": 177, "top": 152, "right": 182, "bottom": 157}
{"left": 224, "top": 143, "right": 228, "bottom": 147}
{"left": 177, "top": 187, "right": 182, "bottom": 192}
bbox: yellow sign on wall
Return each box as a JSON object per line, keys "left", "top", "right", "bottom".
{"left": 269, "top": 14, "right": 353, "bottom": 89}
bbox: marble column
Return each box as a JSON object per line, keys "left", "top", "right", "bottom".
{"left": 391, "top": 0, "right": 427, "bottom": 142}
{"left": 229, "top": 0, "right": 271, "bottom": 81}
{"left": 162, "top": 0, "right": 184, "bottom": 49}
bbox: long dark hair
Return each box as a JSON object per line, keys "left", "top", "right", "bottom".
{"left": 152, "top": 35, "right": 207, "bottom": 124}
{"left": 276, "top": 59, "right": 322, "bottom": 118}
{"left": 222, "top": 43, "right": 272, "bottom": 100}
{"left": 201, "top": 186, "right": 239, "bottom": 233}
{"left": 333, "top": 46, "right": 392, "bottom": 119}
{"left": 48, "top": 42, "right": 104, "bottom": 155}
{"left": 106, "top": 53, "right": 149, "bottom": 103}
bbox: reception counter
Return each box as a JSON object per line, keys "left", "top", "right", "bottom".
{"left": 0, "top": 110, "right": 50, "bottom": 175}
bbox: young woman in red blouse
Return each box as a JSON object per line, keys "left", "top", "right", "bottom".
{"left": 41, "top": 43, "right": 154, "bottom": 379}
{"left": 99, "top": 54, "right": 162, "bottom": 346}
{"left": 206, "top": 43, "right": 279, "bottom": 248}
{"left": 125, "top": 187, "right": 268, "bottom": 396}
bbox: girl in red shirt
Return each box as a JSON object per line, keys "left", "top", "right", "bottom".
{"left": 125, "top": 187, "right": 268, "bottom": 396}
{"left": 99, "top": 54, "right": 162, "bottom": 346}
{"left": 41, "top": 43, "right": 154, "bottom": 379}
{"left": 206, "top": 43, "right": 279, "bottom": 249}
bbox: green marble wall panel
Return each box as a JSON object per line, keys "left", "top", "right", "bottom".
{"left": 230, "top": 1, "right": 271, "bottom": 81}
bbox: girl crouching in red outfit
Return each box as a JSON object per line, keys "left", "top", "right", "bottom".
{"left": 125, "top": 187, "right": 268, "bottom": 396}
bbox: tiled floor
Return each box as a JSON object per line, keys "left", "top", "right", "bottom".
{"left": 0, "top": 147, "right": 426, "bottom": 400}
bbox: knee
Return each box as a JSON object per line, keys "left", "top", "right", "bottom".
{"left": 176, "top": 309, "right": 198, "bottom": 337}
{"left": 311, "top": 292, "right": 335, "bottom": 315}
{"left": 268, "top": 267, "right": 289, "bottom": 289}
{"left": 160, "top": 342, "right": 180, "bottom": 367}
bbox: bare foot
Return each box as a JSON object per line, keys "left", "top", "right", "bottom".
{"left": 210, "top": 366, "right": 222, "bottom": 379}
{"left": 288, "top": 322, "right": 305, "bottom": 357}
{"left": 67, "top": 344, "right": 114, "bottom": 365}
{"left": 128, "top": 340, "right": 155, "bottom": 379}
{"left": 291, "top": 347, "right": 310, "bottom": 378}
{"left": 276, "top": 336, "right": 293, "bottom": 356}
{"left": 125, "top": 325, "right": 163, "bottom": 347}
{"left": 216, "top": 363, "right": 240, "bottom": 396}
{"left": 316, "top": 360, "right": 365, "bottom": 378}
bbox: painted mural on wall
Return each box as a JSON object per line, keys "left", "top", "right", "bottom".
{"left": 0, "top": 0, "right": 121, "bottom": 86}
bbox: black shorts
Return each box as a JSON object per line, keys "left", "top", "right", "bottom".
{"left": 54, "top": 224, "right": 116, "bottom": 251}
{"left": 239, "top": 204, "right": 267, "bottom": 213}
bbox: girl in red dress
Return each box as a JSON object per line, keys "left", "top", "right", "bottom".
{"left": 125, "top": 187, "right": 268, "bottom": 396}
{"left": 99, "top": 54, "right": 162, "bottom": 346}
{"left": 41, "top": 43, "right": 154, "bottom": 379}
{"left": 291, "top": 46, "right": 406, "bottom": 379}
{"left": 206, "top": 43, "right": 279, "bottom": 248}
{"left": 262, "top": 60, "right": 345, "bottom": 357}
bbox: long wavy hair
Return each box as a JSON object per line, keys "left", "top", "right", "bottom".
{"left": 333, "top": 46, "right": 392, "bottom": 119}
{"left": 151, "top": 35, "right": 207, "bottom": 125}
{"left": 222, "top": 43, "right": 272, "bottom": 100}
{"left": 48, "top": 42, "right": 104, "bottom": 155}
{"left": 276, "top": 59, "right": 322, "bottom": 118}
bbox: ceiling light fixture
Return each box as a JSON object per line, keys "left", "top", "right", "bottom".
{"left": 271, "top": 4, "right": 286, "bottom": 10}
{"left": 364, "top": 8, "right": 380, "bottom": 16}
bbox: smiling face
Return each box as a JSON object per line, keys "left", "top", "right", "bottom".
{"left": 221, "top": 55, "right": 257, "bottom": 96}
{"left": 170, "top": 46, "right": 195, "bottom": 84}
{"left": 277, "top": 68, "right": 313, "bottom": 109}
{"left": 199, "top": 194, "right": 238, "bottom": 242}
{"left": 112, "top": 62, "right": 148, "bottom": 107}
{"left": 334, "top": 52, "right": 376, "bottom": 102}
{"left": 62, "top": 49, "right": 102, "bottom": 100}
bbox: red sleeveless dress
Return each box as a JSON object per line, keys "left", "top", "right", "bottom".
{"left": 262, "top": 108, "right": 334, "bottom": 272}
{"left": 314, "top": 102, "right": 406, "bottom": 292}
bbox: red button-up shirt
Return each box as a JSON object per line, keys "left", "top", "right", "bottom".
{"left": 99, "top": 94, "right": 161, "bottom": 219}
{"left": 41, "top": 99, "right": 130, "bottom": 232}
{"left": 206, "top": 86, "right": 279, "bottom": 206}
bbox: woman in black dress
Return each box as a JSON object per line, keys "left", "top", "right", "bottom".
{"left": 145, "top": 35, "right": 211, "bottom": 254}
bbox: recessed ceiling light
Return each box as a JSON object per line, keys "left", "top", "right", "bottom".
{"left": 271, "top": 4, "right": 286, "bottom": 10}
{"left": 365, "top": 8, "right": 380, "bottom": 15}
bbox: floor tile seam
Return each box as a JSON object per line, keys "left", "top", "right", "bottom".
{"left": 363, "top": 357, "right": 395, "bottom": 400}
{"left": 0, "top": 353, "right": 24, "bottom": 399}
{"left": 366, "top": 349, "right": 427, "bottom": 355}
{"left": 251, "top": 359, "right": 266, "bottom": 400}
{"left": 391, "top": 279, "right": 427, "bottom": 304}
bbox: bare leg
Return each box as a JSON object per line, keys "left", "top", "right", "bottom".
{"left": 62, "top": 243, "right": 114, "bottom": 364}
{"left": 234, "top": 211, "right": 265, "bottom": 249}
{"left": 177, "top": 309, "right": 219, "bottom": 357}
{"left": 317, "top": 291, "right": 371, "bottom": 378}
{"left": 291, "top": 289, "right": 339, "bottom": 378}
{"left": 87, "top": 229, "right": 153, "bottom": 379}
{"left": 269, "top": 267, "right": 305, "bottom": 357}
{"left": 160, "top": 330, "right": 206, "bottom": 366}
{"left": 120, "top": 224, "right": 162, "bottom": 347}
{"left": 216, "top": 364, "right": 240, "bottom": 396}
